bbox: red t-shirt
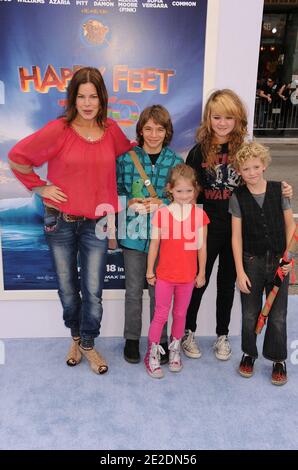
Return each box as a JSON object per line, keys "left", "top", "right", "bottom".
{"left": 8, "top": 118, "right": 133, "bottom": 219}
{"left": 152, "top": 205, "right": 210, "bottom": 283}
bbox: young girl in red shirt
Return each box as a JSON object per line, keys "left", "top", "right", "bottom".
{"left": 145, "top": 164, "right": 209, "bottom": 378}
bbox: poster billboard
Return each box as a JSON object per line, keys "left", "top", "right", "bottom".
{"left": 0, "top": 0, "right": 207, "bottom": 297}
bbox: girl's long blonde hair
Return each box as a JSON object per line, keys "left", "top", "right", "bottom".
{"left": 196, "top": 89, "right": 248, "bottom": 167}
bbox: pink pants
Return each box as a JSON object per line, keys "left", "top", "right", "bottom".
{"left": 148, "top": 279, "right": 195, "bottom": 344}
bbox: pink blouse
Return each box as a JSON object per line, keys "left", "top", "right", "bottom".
{"left": 9, "top": 118, "right": 133, "bottom": 218}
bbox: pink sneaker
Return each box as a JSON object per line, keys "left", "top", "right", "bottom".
{"left": 144, "top": 342, "right": 165, "bottom": 379}
{"left": 169, "top": 338, "right": 183, "bottom": 372}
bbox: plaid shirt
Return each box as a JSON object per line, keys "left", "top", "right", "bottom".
{"left": 116, "top": 145, "right": 183, "bottom": 252}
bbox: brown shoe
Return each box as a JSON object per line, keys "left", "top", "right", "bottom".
{"left": 66, "top": 337, "right": 82, "bottom": 367}
{"left": 79, "top": 345, "right": 108, "bottom": 374}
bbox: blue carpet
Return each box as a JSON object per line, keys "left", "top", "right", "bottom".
{"left": 0, "top": 296, "right": 297, "bottom": 450}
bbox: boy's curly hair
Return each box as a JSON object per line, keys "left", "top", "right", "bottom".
{"left": 233, "top": 141, "right": 271, "bottom": 171}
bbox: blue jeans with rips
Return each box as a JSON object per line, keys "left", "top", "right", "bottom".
{"left": 45, "top": 213, "right": 108, "bottom": 348}
{"left": 241, "top": 251, "right": 289, "bottom": 362}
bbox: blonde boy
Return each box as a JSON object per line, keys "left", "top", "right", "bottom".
{"left": 229, "top": 142, "right": 295, "bottom": 385}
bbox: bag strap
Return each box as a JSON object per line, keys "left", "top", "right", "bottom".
{"left": 128, "top": 150, "right": 158, "bottom": 198}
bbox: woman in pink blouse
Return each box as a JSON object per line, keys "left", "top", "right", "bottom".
{"left": 9, "top": 67, "right": 133, "bottom": 374}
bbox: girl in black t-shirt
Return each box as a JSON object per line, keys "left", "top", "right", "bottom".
{"left": 182, "top": 89, "right": 292, "bottom": 362}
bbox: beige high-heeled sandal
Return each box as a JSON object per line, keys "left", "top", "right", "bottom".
{"left": 79, "top": 345, "right": 108, "bottom": 374}
{"left": 66, "top": 337, "right": 82, "bottom": 366}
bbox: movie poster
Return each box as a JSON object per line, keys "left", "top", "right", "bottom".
{"left": 0, "top": 0, "right": 207, "bottom": 296}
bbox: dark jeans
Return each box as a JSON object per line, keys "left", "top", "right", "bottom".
{"left": 45, "top": 212, "right": 108, "bottom": 348}
{"left": 185, "top": 229, "right": 236, "bottom": 336}
{"left": 241, "top": 251, "right": 288, "bottom": 362}
{"left": 122, "top": 248, "right": 167, "bottom": 343}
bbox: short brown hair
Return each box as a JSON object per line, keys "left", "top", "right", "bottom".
{"left": 234, "top": 141, "right": 271, "bottom": 171}
{"left": 136, "top": 105, "right": 173, "bottom": 147}
{"left": 64, "top": 67, "right": 108, "bottom": 126}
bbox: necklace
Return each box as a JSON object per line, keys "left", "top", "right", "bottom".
{"left": 71, "top": 120, "right": 103, "bottom": 142}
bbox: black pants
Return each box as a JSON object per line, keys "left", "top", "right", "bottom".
{"left": 185, "top": 229, "right": 236, "bottom": 336}
{"left": 241, "top": 251, "right": 288, "bottom": 362}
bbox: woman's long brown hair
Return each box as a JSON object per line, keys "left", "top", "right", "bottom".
{"left": 64, "top": 67, "right": 108, "bottom": 126}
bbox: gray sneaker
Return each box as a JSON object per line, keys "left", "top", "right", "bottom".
{"left": 213, "top": 335, "right": 232, "bottom": 360}
{"left": 168, "top": 338, "right": 183, "bottom": 372}
{"left": 144, "top": 342, "right": 165, "bottom": 379}
{"left": 181, "top": 329, "right": 202, "bottom": 358}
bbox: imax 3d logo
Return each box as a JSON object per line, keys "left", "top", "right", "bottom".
{"left": 0, "top": 340, "right": 5, "bottom": 365}
{"left": 0, "top": 81, "right": 5, "bottom": 104}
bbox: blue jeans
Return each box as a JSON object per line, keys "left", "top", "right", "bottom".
{"left": 241, "top": 251, "right": 288, "bottom": 362}
{"left": 45, "top": 212, "right": 108, "bottom": 348}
